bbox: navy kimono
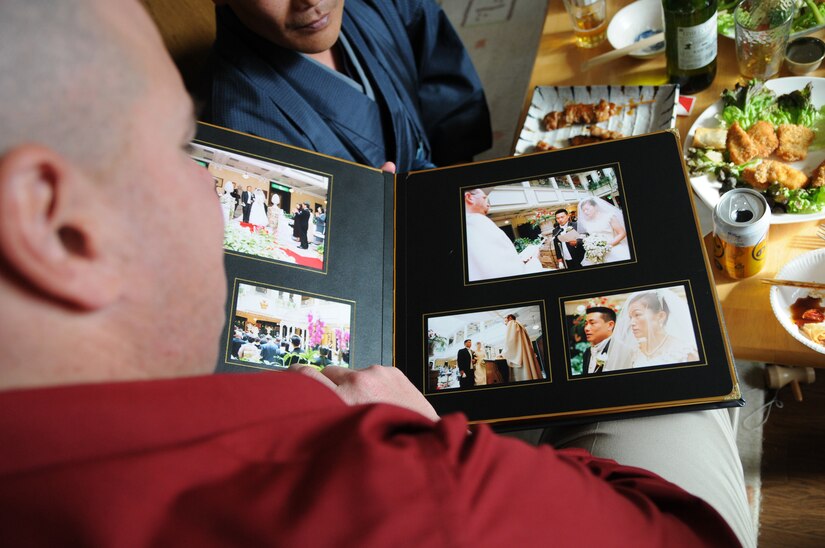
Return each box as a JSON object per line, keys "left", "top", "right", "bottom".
{"left": 204, "top": 0, "right": 492, "bottom": 172}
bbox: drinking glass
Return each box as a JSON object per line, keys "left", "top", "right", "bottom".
{"left": 734, "top": 0, "right": 796, "bottom": 79}
{"left": 561, "top": 0, "right": 607, "bottom": 48}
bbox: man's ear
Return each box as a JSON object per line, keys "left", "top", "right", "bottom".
{"left": 0, "top": 145, "right": 121, "bottom": 309}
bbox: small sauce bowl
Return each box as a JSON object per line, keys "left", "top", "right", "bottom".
{"left": 785, "top": 37, "right": 825, "bottom": 75}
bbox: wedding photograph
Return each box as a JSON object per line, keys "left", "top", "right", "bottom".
{"left": 191, "top": 142, "right": 330, "bottom": 272}
{"left": 462, "top": 165, "right": 632, "bottom": 283}
{"left": 563, "top": 284, "right": 701, "bottom": 378}
{"left": 424, "top": 303, "right": 549, "bottom": 393}
{"left": 227, "top": 281, "right": 353, "bottom": 372}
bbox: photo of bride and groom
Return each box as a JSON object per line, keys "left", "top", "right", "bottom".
{"left": 192, "top": 141, "right": 330, "bottom": 271}
{"left": 565, "top": 285, "right": 701, "bottom": 377}
{"left": 463, "top": 166, "right": 632, "bottom": 283}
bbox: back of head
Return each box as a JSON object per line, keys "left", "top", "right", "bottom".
{"left": 0, "top": 0, "right": 228, "bottom": 390}
{"left": 0, "top": 0, "right": 140, "bottom": 172}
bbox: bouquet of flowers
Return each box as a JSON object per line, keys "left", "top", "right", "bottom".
{"left": 582, "top": 234, "right": 612, "bottom": 264}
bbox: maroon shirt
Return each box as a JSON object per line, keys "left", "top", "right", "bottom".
{"left": 0, "top": 373, "right": 739, "bottom": 546}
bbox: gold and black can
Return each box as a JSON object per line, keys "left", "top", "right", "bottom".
{"left": 712, "top": 188, "right": 770, "bottom": 279}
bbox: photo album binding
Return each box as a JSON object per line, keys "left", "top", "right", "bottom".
{"left": 192, "top": 122, "right": 741, "bottom": 429}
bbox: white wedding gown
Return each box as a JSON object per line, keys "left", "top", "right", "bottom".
{"left": 580, "top": 214, "right": 630, "bottom": 266}
{"left": 249, "top": 200, "right": 268, "bottom": 227}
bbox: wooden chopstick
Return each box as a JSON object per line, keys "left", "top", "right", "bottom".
{"left": 761, "top": 279, "right": 825, "bottom": 290}
{"left": 581, "top": 33, "right": 663, "bottom": 72}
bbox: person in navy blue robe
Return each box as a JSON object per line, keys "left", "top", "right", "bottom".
{"left": 204, "top": 0, "right": 492, "bottom": 172}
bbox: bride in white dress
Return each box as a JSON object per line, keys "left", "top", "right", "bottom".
{"left": 604, "top": 288, "right": 700, "bottom": 371}
{"left": 576, "top": 197, "right": 630, "bottom": 266}
{"left": 248, "top": 188, "right": 268, "bottom": 227}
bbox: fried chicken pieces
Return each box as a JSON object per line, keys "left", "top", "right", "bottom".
{"left": 723, "top": 120, "right": 820, "bottom": 191}
{"left": 741, "top": 160, "right": 808, "bottom": 190}
{"left": 726, "top": 121, "right": 814, "bottom": 165}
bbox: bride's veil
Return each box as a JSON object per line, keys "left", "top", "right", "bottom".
{"left": 576, "top": 196, "right": 625, "bottom": 235}
{"left": 605, "top": 288, "right": 697, "bottom": 371}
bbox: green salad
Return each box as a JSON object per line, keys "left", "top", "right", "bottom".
{"left": 717, "top": 0, "right": 825, "bottom": 38}
{"left": 686, "top": 80, "right": 825, "bottom": 215}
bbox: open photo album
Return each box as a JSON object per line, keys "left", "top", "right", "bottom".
{"left": 192, "top": 122, "right": 741, "bottom": 428}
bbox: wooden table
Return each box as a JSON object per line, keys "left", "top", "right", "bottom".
{"left": 527, "top": 0, "right": 825, "bottom": 368}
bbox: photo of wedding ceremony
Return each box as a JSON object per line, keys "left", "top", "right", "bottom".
{"left": 425, "top": 304, "right": 548, "bottom": 392}
{"left": 190, "top": 142, "right": 330, "bottom": 272}
{"left": 564, "top": 285, "right": 701, "bottom": 378}
{"left": 463, "top": 165, "right": 632, "bottom": 283}
{"left": 227, "top": 282, "right": 352, "bottom": 371}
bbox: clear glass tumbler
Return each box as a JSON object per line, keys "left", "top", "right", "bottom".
{"left": 562, "top": 0, "right": 608, "bottom": 48}
{"left": 734, "top": 0, "right": 796, "bottom": 79}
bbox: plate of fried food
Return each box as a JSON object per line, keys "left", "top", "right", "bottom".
{"left": 769, "top": 248, "right": 825, "bottom": 354}
{"left": 684, "top": 77, "right": 825, "bottom": 224}
{"left": 514, "top": 85, "right": 678, "bottom": 155}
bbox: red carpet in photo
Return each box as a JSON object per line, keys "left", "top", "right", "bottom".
{"left": 239, "top": 222, "right": 323, "bottom": 270}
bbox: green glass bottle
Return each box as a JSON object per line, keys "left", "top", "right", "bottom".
{"left": 662, "top": 0, "right": 718, "bottom": 94}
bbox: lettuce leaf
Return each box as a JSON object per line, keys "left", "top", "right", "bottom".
{"left": 717, "top": 80, "right": 779, "bottom": 129}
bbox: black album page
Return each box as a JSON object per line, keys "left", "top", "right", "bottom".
{"left": 192, "top": 123, "right": 394, "bottom": 374}
{"left": 395, "top": 131, "right": 741, "bottom": 427}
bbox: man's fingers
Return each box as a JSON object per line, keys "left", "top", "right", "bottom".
{"left": 289, "top": 364, "right": 339, "bottom": 391}
{"left": 320, "top": 364, "right": 358, "bottom": 385}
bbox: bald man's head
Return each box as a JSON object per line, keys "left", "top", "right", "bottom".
{"left": 0, "top": 0, "right": 143, "bottom": 175}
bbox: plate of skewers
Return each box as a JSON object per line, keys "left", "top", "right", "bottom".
{"left": 514, "top": 85, "right": 679, "bottom": 155}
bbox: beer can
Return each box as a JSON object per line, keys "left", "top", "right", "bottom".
{"left": 712, "top": 188, "right": 770, "bottom": 279}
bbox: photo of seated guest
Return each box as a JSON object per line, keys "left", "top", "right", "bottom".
{"left": 259, "top": 336, "right": 283, "bottom": 366}
{"left": 427, "top": 305, "right": 547, "bottom": 391}
{"left": 284, "top": 335, "right": 304, "bottom": 367}
{"left": 229, "top": 283, "right": 352, "bottom": 370}
{"left": 189, "top": 142, "right": 329, "bottom": 271}
{"left": 464, "top": 167, "right": 629, "bottom": 282}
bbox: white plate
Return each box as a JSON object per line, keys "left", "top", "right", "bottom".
{"left": 769, "top": 248, "right": 825, "bottom": 355}
{"left": 684, "top": 76, "right": 825, "bottom": 225}
{"left": 607, "top": 0, "right": 665, "bottom": 59}
{"left": 515, "top": 84, "right": 678, "bottom": 155}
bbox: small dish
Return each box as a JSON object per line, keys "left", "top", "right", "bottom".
{"left": 785, "top": 37, "right": 825, "bottom": 75}
{"left": 607, "top": 0, "right": 665, "bottom": 59}
{"left": 769, "top": 248, "right": 825, "bottom": 355}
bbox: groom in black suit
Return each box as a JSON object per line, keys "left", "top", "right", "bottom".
{"left": 581, "top": 306, "right": 616, "bottom": 375}
{"left": 456, "top": 339, "right": 475, "bottom": 389}
{"left": 551, "top": 209, "right": 585, "bottom": 270}
{"left": 241, "top": 185, "right": 255, "bottom": 223}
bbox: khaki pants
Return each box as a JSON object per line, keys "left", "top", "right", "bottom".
{"left": 521, "top": 409, "right": 756, "bottom": 548}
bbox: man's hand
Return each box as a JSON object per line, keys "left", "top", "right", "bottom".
{"left": 290, "top": 364, "right": 439, "bottom": 422}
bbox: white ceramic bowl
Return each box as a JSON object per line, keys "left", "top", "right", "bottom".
{"left": 769, "top": 248, "right": 825, "bottom": 355}
{"left": 607, "top": 0, "right": 665, "bottom": 59}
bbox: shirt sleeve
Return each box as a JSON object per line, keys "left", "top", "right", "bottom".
{"left": 345, "top": 408, "right": 742, "bottom": 547}
{"left": 390, "top": 0, "right": 492, "bottom": 166}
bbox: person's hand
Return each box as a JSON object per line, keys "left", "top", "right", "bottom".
{"left": 290, "top": 364, "right": 439, "bottom": 422}
{"left": 380, "top": 161, "right": 396, "bottom": 173}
